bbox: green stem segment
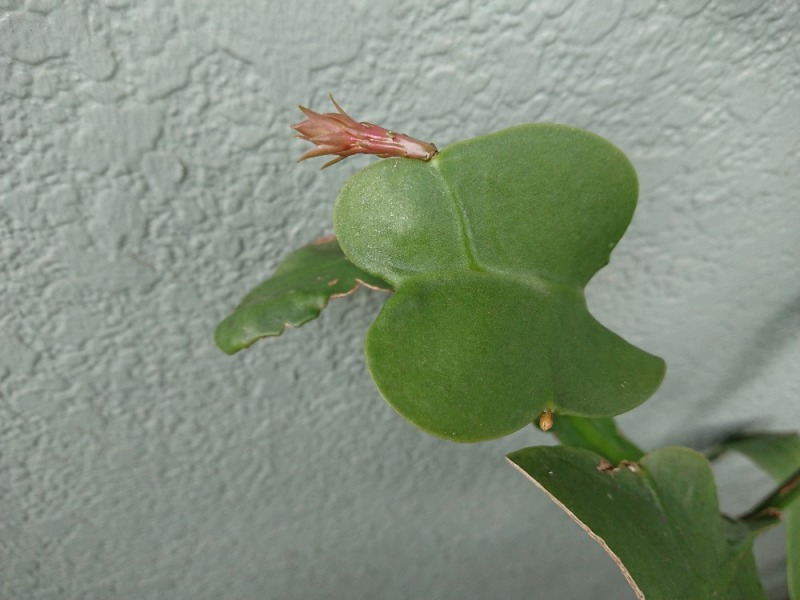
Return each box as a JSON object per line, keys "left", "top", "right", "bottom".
{"left": 549, "top": 415, "right": 645, "bottom": 464}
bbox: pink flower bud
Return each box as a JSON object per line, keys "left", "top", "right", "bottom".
{"left": 291, "top": 96, "right": 438, "bottom": 168}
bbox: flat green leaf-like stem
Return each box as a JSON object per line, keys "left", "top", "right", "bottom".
{"left": 215, "top": 237, "right": 391, "bottom": 354}
{"left": 709, "top": 432, "right": 800, "bottom": 482}
{"left": 335, "top": 124, "right": 665, "bottom": 441}
{"left": 508, "top": 446, "right": 767, "bottom": 600}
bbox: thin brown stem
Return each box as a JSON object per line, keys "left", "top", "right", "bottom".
{"left": 740, "top": 467, "right": 800, "bottom": 522}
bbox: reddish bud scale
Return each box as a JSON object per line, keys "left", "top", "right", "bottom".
{"left": 292, "top": 96, "right": 438, "bottom": 168}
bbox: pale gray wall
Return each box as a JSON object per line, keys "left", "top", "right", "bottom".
{"left": 1, "top": 1, "right": 799, "bottom": 599}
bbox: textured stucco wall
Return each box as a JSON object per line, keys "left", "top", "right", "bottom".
{"left": 1, "top": 1, "right": 799, "bottom": 599}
